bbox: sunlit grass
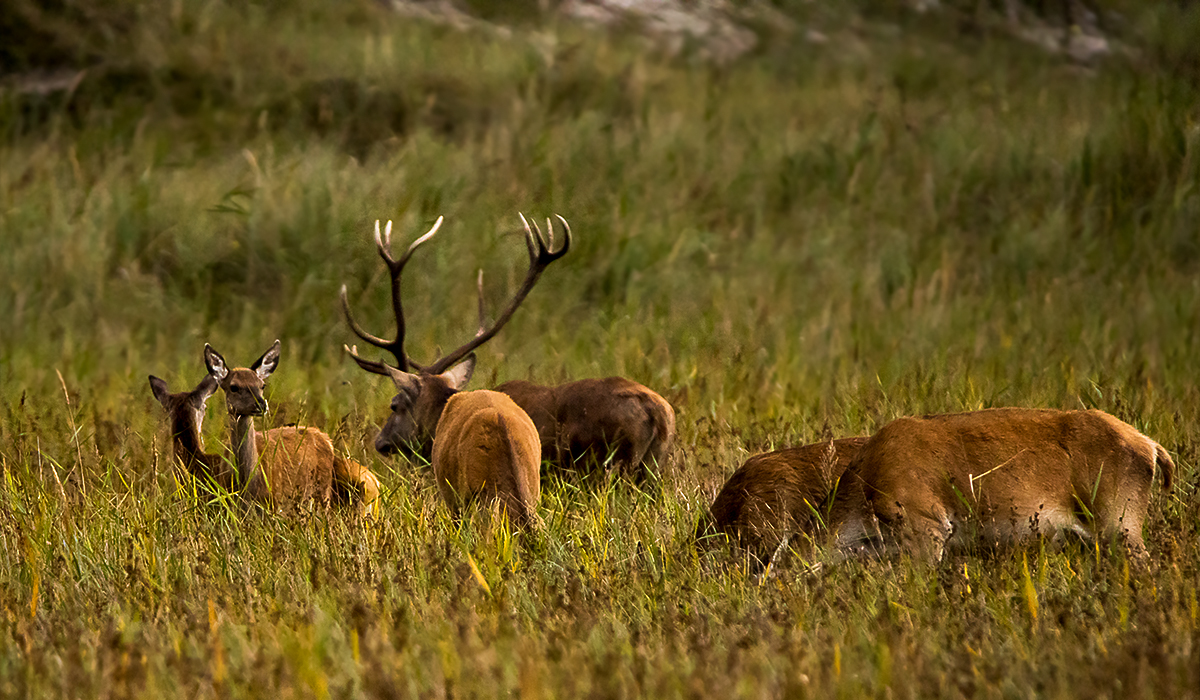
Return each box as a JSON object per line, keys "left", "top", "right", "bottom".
{"left": 1, "top": 0, "right": 1199, "bottom": 697}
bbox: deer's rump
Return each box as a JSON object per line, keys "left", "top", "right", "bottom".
{"left": 431, "top": 390, "right": 542, "bottom": 525}
{"left": 497, "top": 376, "right": 675, "bottom": 477}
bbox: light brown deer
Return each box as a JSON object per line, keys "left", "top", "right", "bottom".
{"left": 431, "top": 389, "right": 542, "bottom": 526}
{"left": 341, "top": 215, "right": 675, "bottom": 481}
{"left": 698, "top": 437, "right": 869, "bottom": 566}
{"left": 200, "top": 340, "right": 381, "bottom": 516}
{"left": 828, "top": 408, "right": 1174, "bottom": 562}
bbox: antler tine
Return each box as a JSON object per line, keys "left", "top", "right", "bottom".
{"left": 475, "top": 269, "right": 487, "bottom": 338}
{"left": 425, "top": 214, "right": 572, "bottom": 374}
{"left": 342, "top": 216, "right": 445, "bottom": 372}
{"left": 342, "top": 344, "right": 396, "bottom": 377}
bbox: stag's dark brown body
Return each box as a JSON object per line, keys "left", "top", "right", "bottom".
{"left": 702, "top": 437, "right": 868, "bottom": 564}
{"left": 830, "top": 408, "right": 1174, "bottom": 561}
{"left": 496, "top": 377, "right": 675, "bottom": 480}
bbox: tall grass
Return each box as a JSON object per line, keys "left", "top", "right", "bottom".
{"left": 1, "top": 0, "right": 1198, "bottom": 696}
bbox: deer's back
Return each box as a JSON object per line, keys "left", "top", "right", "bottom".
{"left": 496, "top": 377, "right": 674, "bottom": 473}
{"left": 249, "top": 426, "right": 336, "bottom": 504}
{"left": 842, "top": 408, "right": 1163, "bottom": 522}
{"left": 431, "top": 390, "right": 541, "bottom": 517}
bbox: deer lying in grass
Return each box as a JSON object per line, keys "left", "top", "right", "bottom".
{"left": 178, "top": 340, "right": 381, "bottom": 516}
{"left": 828, "top": 408, "right": 1174, "bottom": 562}
{"left": 340, "top": 215, "right": 571, "bottom": 525}
{"left": 341, "top": 215, "right": 675, "bottom": 482}
{"left": 698, "top": 437, "right": 868, "bottom": 566}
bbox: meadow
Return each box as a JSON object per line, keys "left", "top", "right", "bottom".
{"left": 1, "top": 0, "right": 1198, "bottom": 696}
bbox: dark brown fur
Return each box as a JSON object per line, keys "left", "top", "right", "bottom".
{"left": 494, "top": 377, "right": 676, "bottom": 480}
{"left": 701, "top": 437, "right": 868, "bottom": 564}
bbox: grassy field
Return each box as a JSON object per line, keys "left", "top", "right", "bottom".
{"left": 2, "top": 0, "right": 1199, "bottom": 696}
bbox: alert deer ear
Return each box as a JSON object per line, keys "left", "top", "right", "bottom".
{"left": 148, "top": 375, "right": 171, "bottom": 406}
{"left": 204, "top": 344, "right": 229, "bottom": 382}
{"left": 385, "top": 366, "right": 423, "bottom": 399}
{"left": 192, "top": 373, "right": 219, "bottom": 404}
{"left": 251, "top": 339, "right": 282, "bottom": 381}
{"left": 440, "top": 354, "right": 476, "bottom": 391}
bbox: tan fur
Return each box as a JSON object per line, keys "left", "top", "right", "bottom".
{"left": 334, "top": 456, "right": 382, "bottom": 518}
{"left": 829, "top": 408, "right": 1174, "bottom": 561}
{"left": 204, "top": 341, "right": 381, "bottom": 516}
{"left": 430, "top": 390, "right": 542, "bottom": 527}
{"left": 237, "top": 423, "right": 337, "bottom": 505}
{"left": 701, "top": 437, "right": 869, "bottom": 564}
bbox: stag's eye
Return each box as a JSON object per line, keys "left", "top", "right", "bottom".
{"left": 230, "top": 386, "right": 241, "bottom": 393}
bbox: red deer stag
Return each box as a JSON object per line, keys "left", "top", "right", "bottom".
{"left": 339, "top": 215, "right": 568, "bottom": 525}
{"left": 341, "top": 215, "right": 675, "bottom": 481}
{"left": 198, "top": 340, "right": 382, "bottom": 516}
{"left": 829, "top": 408, "right": 1174, "bottom": 562}
{"left": 699, "top": 437, "right": 869, "bottom": 566}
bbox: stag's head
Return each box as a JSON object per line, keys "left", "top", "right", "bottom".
{"left": 341, "top": 214, "right": 570, "bottom": 458}
{"left": 352, "top": 352, "right": 475, "bottom": 456}
{"left": 203, "top": 340, "right": 280, "bottom": 417}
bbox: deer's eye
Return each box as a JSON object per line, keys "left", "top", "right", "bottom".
{"left": 230, "top": 386, "right": 241, "bottom": 393}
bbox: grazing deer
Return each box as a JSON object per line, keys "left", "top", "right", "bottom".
{"left": 339, "top": 214, "right": 570, "bottom": 524}
{"left": 199, "top": 340, "right": 381, "bottom": 516}
{"left": 341, "top": 215, "right": 675, "bottom": 481}
{"left": 699, "top": 437, "right": 869, "bottom": 566}
{"left": 828, "top": 408, "right": 1174, "bottom": 562}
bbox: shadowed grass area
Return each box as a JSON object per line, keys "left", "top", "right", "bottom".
{"left": 1, "top": 0, "right": 1199, "bottom": 697}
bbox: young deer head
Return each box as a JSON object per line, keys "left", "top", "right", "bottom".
{"left": 700, "top": 436, "right": 869, "bottom": 568}
{"left": 148, "top": 373, "right": 233, "bottom": 490}
{"left": 341, "top": 214, "right": 570, "bottom": 458}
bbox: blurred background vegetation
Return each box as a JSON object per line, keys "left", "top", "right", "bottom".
{"left": 1, "top": 0, "right": 1198, "bottom": 697}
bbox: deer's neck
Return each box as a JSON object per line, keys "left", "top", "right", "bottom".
{"left": 171, "top": 413, "right": 208, "bottom": 473}
{"left": 229, "top": 413, "right": 259, "bottom": 488}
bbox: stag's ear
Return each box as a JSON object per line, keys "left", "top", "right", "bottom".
{"left": 191, "top": 373, "right": 219, "bottom": 405}
{"left": 385, "top": 366, "right": 423, "bottom": 400}
{"left": 440, "top": 354, "right": 476, "bottom": 391}
{"left": 204, "top": 344, "right": 229, "bottom": 382}
{"left": 251, "top": 339, "right": 282, "bottom": 381}
{"left": 148, "top": 375, "right": 171, "bottom": 406}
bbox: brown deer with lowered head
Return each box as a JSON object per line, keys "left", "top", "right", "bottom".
{"left": 340, "top": 215, "right": 568, "bottom": 525}
{"left": 828, "top": 408, "right": 1174, "bottom": 562}
{"left": 341, "top": 215, "right": 675, "bottom": 481}
{"left": 198, "top": 340, "right": 382, "bottom": 516}
{"left": 699, "top": 437, "right": 869, "bottom": 566}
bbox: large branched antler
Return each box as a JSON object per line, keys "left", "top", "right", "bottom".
{"left": 340, "top": 216, "right": 443, "bottom": 373}
{"left": 423, "top": 213, "right": 571, "bottom": 374}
